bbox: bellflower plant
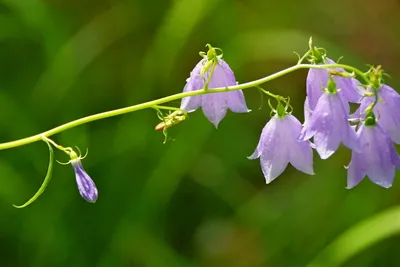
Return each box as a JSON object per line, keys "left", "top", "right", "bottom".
{"left": 180, "top": 45, "right": 249, "bottom": 127}
{"left": 347, "top": 112, "right": 400, "bottom": 188}
{"left": 249, "top": 102, "right": 314, "bottom": 183}
{"left": 301, "top": 78, "right": 360, "bottom": 159}
{"left": 5, "top": 39, "right": 400, "bottom": 208}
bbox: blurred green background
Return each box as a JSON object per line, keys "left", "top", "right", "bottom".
{"left": 1, "top": 0, "right": 400, "bottom": 266}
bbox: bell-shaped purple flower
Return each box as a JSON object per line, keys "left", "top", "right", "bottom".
{"left": 301, "top": 90, "right": 359, "bottom": 159}
{"left": 307, "top": 58, "right": 361, "bottom": 111}
{"left": 71, "top": 158, "right": 98, "bottom": 203}
{"left": 347, "top": 123, "right": 400, "bottom": 188}
{"left": 180, "top": 58, "right": 249, "bottom": 127}
{"left": 249, "top": 114, "right": 314, "bottom": 183}
{"left": 356, "top": 85, "right": 400, "bottom": 144}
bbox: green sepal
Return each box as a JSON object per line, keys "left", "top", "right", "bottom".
{"left": 365, "top": 111, "right": 377, "bottom": 127}
{"left": 276, "top": 102, "right": 286, "bottom": 118}
{"left": 326, "top": 77, "right": 337, "bottom": 94}
{"left": 13, "top": 138, "right": 54, "bottom": 208}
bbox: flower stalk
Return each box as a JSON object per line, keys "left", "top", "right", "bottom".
{"left": 0, "top": 63, "right": 369, "bottom": 151}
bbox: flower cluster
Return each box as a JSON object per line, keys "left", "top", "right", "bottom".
{"left": 9, "top": 41, "right": 400, "bottom": 208}
{"left": 181, "top": 45, "right": 400, "bottom": 188}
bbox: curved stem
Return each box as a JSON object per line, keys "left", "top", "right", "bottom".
{"left": 0, "top": 63, "right": 367, "bottom": 151}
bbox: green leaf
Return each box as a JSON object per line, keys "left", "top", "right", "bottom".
{"left": 307, "top": 206, "right": 400, "bottom": 267}
{"left": 13, "top": 138, "right": 54, "bottom": 208}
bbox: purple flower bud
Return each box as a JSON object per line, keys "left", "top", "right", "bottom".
{"left": 249, "top": 114, "right": 314, "bottom": 183}
{"left": 180, "top": 58, "right": 249, "bottom": 127}
{"left": 307, "top": 58, "right": 361, "bottom": 111}
{"left": 71, "top": 159, "right": 98, "bottom": 203}
{"left": 356, "top": 85, "right": 400, "bottom": 144}
{"left": 347, "top": 123, "right": 400, "bottom": 189}
{"left": 301, "top": 92, "right": 360, "bottom": 159}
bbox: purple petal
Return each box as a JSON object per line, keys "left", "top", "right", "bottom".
{"left": 180, "top": 60, "right": 206, "bottom": 112}
{"left": 180, "top": 80, "right": 203, "bottom": 112}
{"left": 250, "top": 117, "right": 290, "bottom": 183}
{"left": 208, "top": 61, "right": 249, "bottom": 113}
{"left": 334, "top": 76, "right": 361, "bottom": 103}
{"left": 303, "top": 97, "right": 311, "bottom": 125}
{"left": 226, "top": 90, "right": 250, "bottom": 113}
{"left": 248, "top": 117, "right": 278, "bottom": 160}
{"left": 72, "top": 159, "right": 98, "bottom": 203}
{"left": 201, "top": 93, "right": 228, "bottom": 128}
{"left": 327, "top": 58, "right": 361, "bottom": 103}
{"left": 303, "top": 93, "right": 352, "bottom": 159}
{"left": 346, "top": 151, "right": 366, "bottom": 189}
{"left": 375, "top": 85, "right": 400, "bottom": 144}
{"left": 306, "top": 68, "right": 328, "bottom": 110}
{"left": 362, "top": 125, "right": 395, "bottom": 188}
{"left": 341, "top": 125, "right": 361, "bottom": 153}
{"left": 285, "top": 115, "right": 314, "bottom": 175}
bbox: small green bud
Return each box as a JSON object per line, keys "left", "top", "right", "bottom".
{"left": 276, "top": 102, "right": 287, "bottom": 118}
{"left": 325, "top": 77, "right": 337, "bottom": 94}
{"left": 365, "top": 111, "right": 376, "bottom": 126}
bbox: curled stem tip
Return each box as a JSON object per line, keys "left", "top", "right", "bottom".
{"left": 13, "top": 138, "right": 54, "bottom": 208}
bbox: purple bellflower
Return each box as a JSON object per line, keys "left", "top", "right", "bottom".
{"left": 307, "top": 58, "right": 361, "bottom": 111}
{"left": 249, "top": 110, "right": 314, "bottom": 183}
{"left": 180, "top": 45, "right": 249, "bottom": 127}
{"left": 347, "top": 113, "right": 400, "bottom": 188}
{"left": 356, "top": 85, "right": 400, "bottom": 144}
{"left": 70, "top": 152, "right": 98, "bottom": 203}
{"left": 301, "top": 79, "right": 359, "bottom": 159}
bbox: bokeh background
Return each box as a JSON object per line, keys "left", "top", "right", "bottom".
{"left": 1, "top": 0, "right": 400, "bottom": 266}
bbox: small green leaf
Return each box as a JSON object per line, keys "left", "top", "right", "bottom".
{"left": 13, "top": 138, "right": 54, "bottom": 208}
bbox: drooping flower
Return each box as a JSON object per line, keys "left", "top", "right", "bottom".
{"left": 301, "top": 81, "right": 359, "bottom": 159}
{"left": 180, "top": 46, "right": 249, "bottom": 127}
{"left": 355, "top": 84, "right": 400, "bottom": 144}
{"left": 347, "top": 114, "right": 400, "bottom": 188}
{"left": 307, "top": 58, "right": 361, "bottom": 111}
{"left": 71, "top": 156, "right": 98, "bottom": 203}
{"left": 249, "top": 113, "right": 314, "bottom": 183}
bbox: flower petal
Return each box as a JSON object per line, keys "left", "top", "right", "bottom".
{"left": 226, "top": 90, "right": 250, "bottom": 113}
{"left": 363, "top": 126, "right": 395, "bottom": 188}
{"left": 375, "top": 85, "right": 400, "bottom": 144}
{"left": 346, "top": 151, "right": 366, "bottom": 189}
{"left": 285, "top": 115, "right": 314, "bottom": 175}
{"left": 180, "top": 81, "right": 203, "bottom": 112}
{"left": 72, "top": 160, "right": 98, "bottom": 203}
{"left": 248, "top": 117, "right": 278, "bottom": 159}
{"left": 306, "top": 68, "right": 328, "bottom": 110}
{"left": 334, "top": 76, "right": 361, "bottom": 103}
{"left": 303, "top": 97, "right": 311, "bottom": 125}
{"left": 305, "top": 93, "right": 348, "bottom": 159}
{"left": 201, "top": 93, "right": 228, "bottom": 128}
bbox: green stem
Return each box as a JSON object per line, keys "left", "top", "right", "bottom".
{"left": 0, "top": 63, "right": 367, "bottom": 151}
{"left": 153, "top": 105, "right": 182, "bottom": 111}
{"left": 297, "top": 49, "right": 312, "bottom": 65}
